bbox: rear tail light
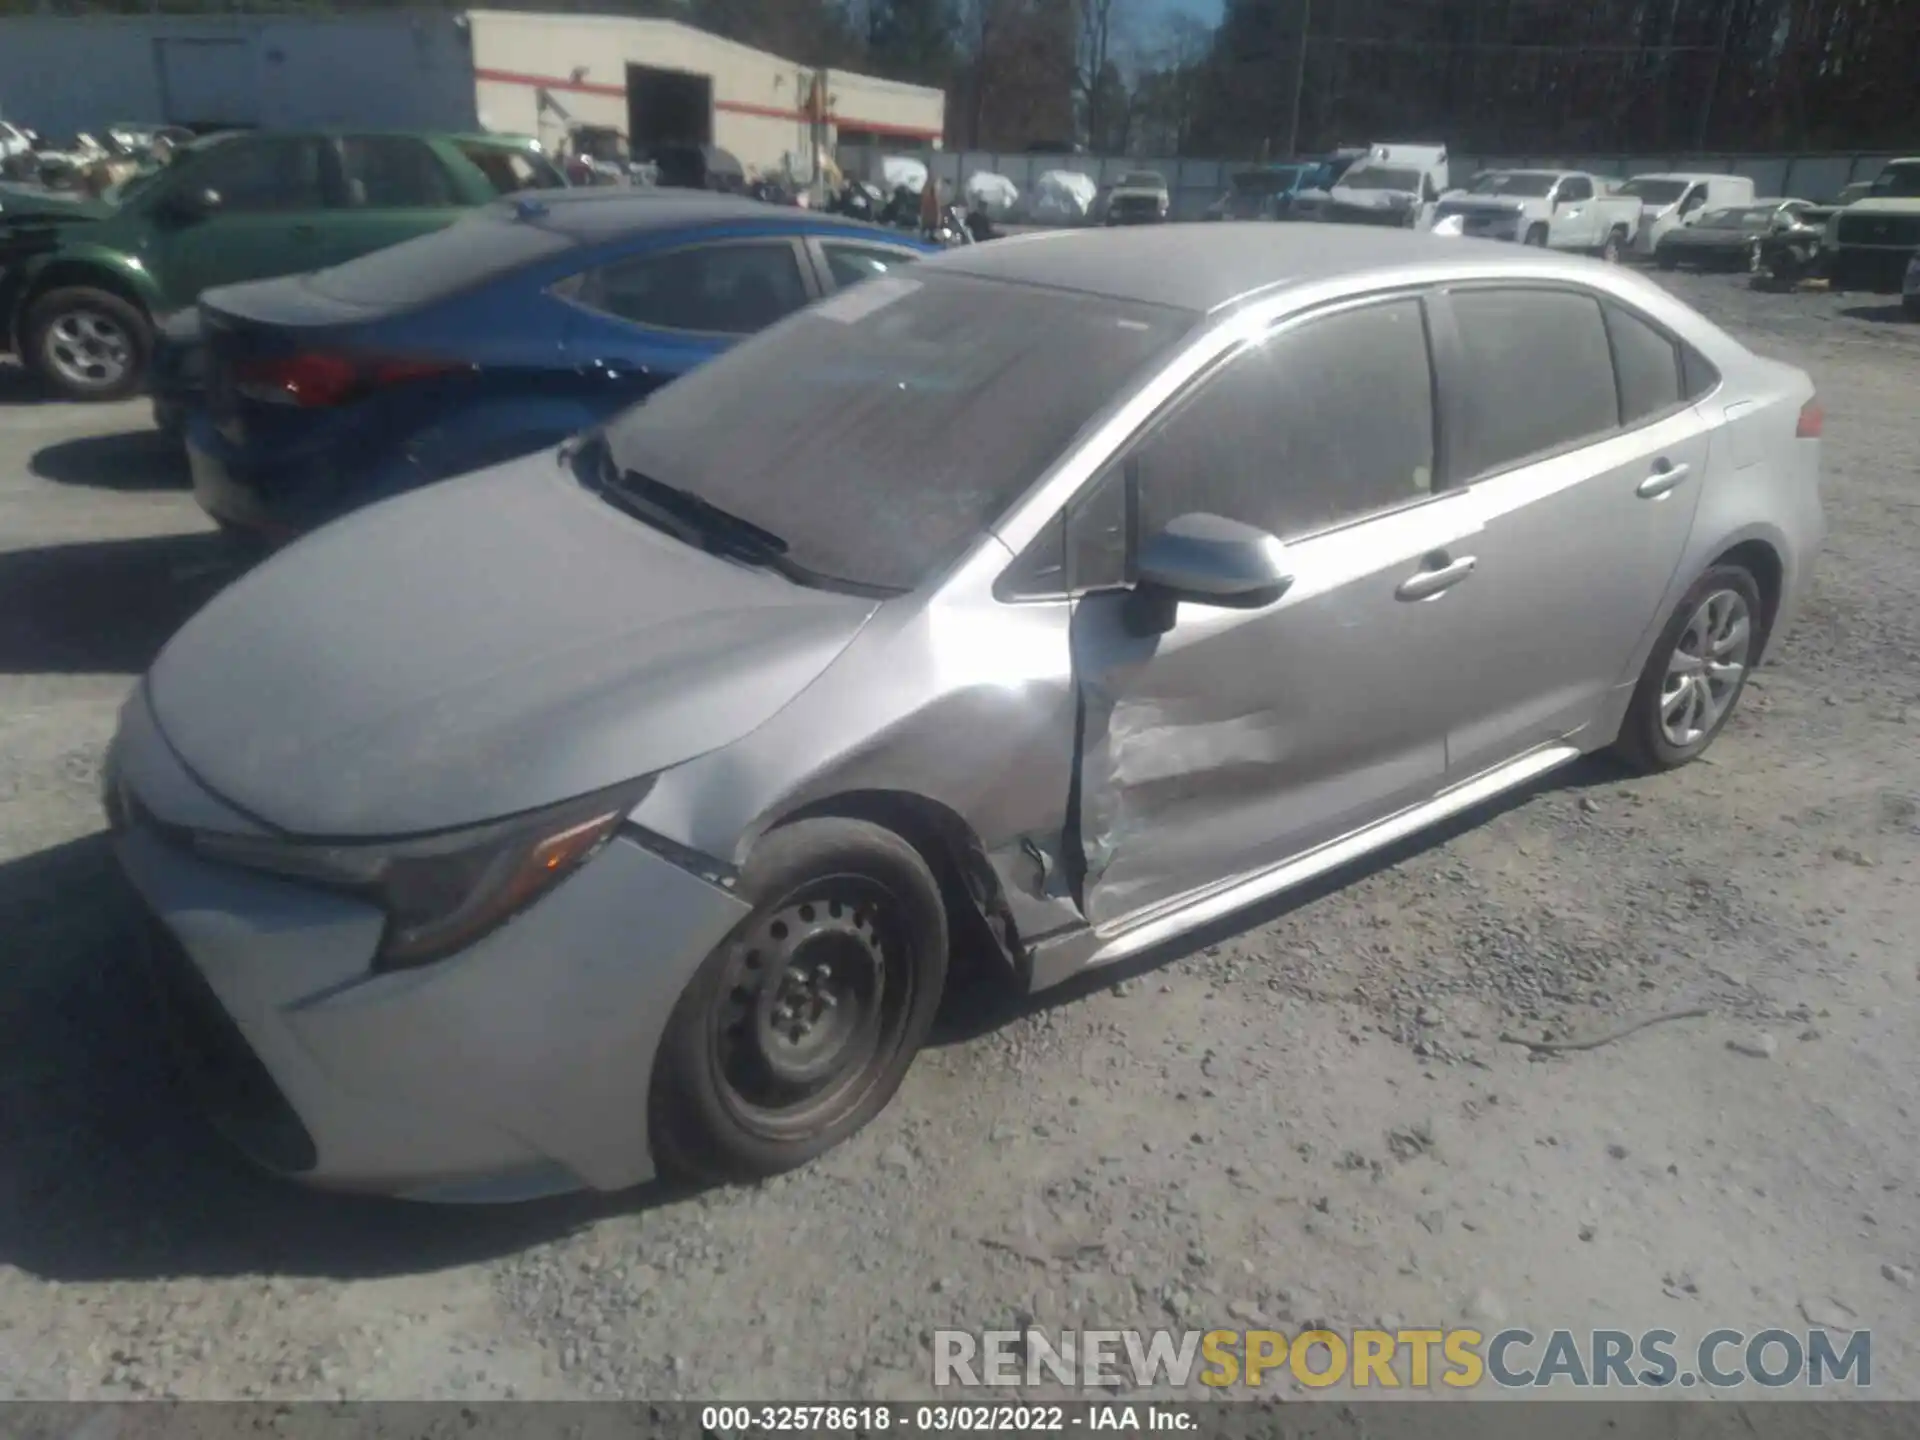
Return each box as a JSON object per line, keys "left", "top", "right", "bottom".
{"left": 232, "top": 352, "right": 466, "bottom": 408}
{"left": 1796, "top": 395, "right": 1824, "bottom": 439}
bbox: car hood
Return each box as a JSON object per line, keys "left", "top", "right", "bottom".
{"left": 1328, "top": 184, "right": 1414, "bottom": 209}
{"left": 0, "top": 182, "right": 113, "bottom": 223}
{"left": 145, "top": 451, "right": 882, "bottom": 837}
{"left": 1848, "top": 197, "right": 1920, "bottom": 216}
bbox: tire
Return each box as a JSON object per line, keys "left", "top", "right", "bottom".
{"left": 25, "top": 286, "right": 151, "bottom": 402}
{"left": 1523, "top": 224, "right": 1549, "bottom": 248}
{"left": 1656, "top": 251, "right": 1680, "bottom": 271}
{"left": 1613, "top": 564, "right": 1764, "bottom": 774}
{"left": 648, "top": 816, "right": 949, "bottom": 1184}
{"left": 1600, "top": 227, "right": 1627, "bottom": 264}
{"left": 1904, "top": 296, "right": 1920, "bottom": 320}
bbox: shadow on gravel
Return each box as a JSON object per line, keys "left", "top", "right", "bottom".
{"left": 0, "top": 360, "right": 53, "bottom": 406}
{"left": 932, "top": 752, "right": 1632, "bottom": 1046}
{"left": 30, "top": 429, "right": 187, "bottom": 490}
{"left": 0, "top": 532, "right": 241, "bottom": 675}
{"left": 1838, "top": 302, "right": 1916, "bottom": 326}
{"left": 0, "top": 834, "right": 675, "bottom": 1283}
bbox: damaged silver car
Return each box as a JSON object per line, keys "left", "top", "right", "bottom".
{"left": 107, "top": 226, "right": 1826, "bottom": 1201}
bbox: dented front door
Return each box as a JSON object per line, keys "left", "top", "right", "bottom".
{"left": 1069, "top": 493, "right": 1484, "bottom": 930}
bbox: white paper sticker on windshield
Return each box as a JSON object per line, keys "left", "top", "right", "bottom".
{"left": 813, "top": 275, "right": 923, "bottom": 324}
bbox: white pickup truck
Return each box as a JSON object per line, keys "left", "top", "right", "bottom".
{"left": 1430, "top": 169, "right": 1642, "bottom": 260}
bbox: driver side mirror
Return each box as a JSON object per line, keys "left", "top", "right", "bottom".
{"left": 1126, "top": 513, "right": 1294, "bottom": 636}
{"left": 157, "top": 185, "right": 220, "bottom": 225}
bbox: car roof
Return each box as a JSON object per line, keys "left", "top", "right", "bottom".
{"left": 506, "top": 187, "right": 916, "bottom": 244}
{"left": 923, "top": 223, "right": 1576, "bottom": 315}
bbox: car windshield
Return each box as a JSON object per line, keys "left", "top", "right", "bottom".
{"left": 1620, "top": 178, "right": 1691, "bottom": 204}
{"left": 1872, "top": 165, "right": 1920, "bottom": 198}
{"left": 1233, "top": 167, "right": 1300, "bottom": 195}
{"left": 1340, "top": 166, "right": 1420, "bottom": 192}
{"left": 1470, "top": 172, "right": 1557, "bottom": 198}
{"left": 602, "top": 271, "right": 1194, "bottom": 594}
{"left": 1120, "top": 172, "right": 1165, "bottom": 189}
{"left": 1706, "top": 206, "right": 1775, "bottom": 228}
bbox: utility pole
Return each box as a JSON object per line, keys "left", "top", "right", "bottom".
{"left": 1285, "top": 0, "right": 1311, "bottom": 159}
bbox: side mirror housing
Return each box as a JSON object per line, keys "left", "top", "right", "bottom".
{"left": 1127, "top": 513, "right": 1293, "bottom": 635}
{"left": 157, "top": 185, "right": 220, "bottom": 224}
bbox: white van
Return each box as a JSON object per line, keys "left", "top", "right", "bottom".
{"left": 1320, "top": 142, "right": 1450, "bottom": 230}
{"left": 1618, "top": 173, "right": 1756, "bottom": 255}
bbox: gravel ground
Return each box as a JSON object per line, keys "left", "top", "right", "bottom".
{"left": 0, "top": 271, "right": 1917, "bottom": 1404}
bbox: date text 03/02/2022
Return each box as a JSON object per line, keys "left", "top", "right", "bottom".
{"left": 700, "top": 1406, "right": 1192, "bottom": 1432}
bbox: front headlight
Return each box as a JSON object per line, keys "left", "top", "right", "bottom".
{"left": 191, "top": 782, "right": 647, "bottom": 970}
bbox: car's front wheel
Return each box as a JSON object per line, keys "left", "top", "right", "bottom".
{"left": 1614, "top": 564, "right": 1763, "bottom": 772}
{"left": 1600, "top": 227, "right": 1627, "bottom": 264}
{"left": 648, "top": 817, "right": 949, "bottom": 1184}
{"left": 25, "top": 286, "right": 151, "bottom": 402}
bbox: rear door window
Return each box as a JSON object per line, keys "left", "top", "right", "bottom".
{"left": 339, "top": 135, "right": 460, "bottom": 208}
{"left": 1602, "top": 302, "right": 1684, "bottom": 425}
{"left": 575, "top": 240, "right": 812, "bottom": 334}
{"left": 1445, "top": 287, "right": 1620, "bottom": 479}
{"left": 820, "top": 241, "right": 921, "bottom": 289}
{"left": 301, "top": 210, "right": 574, "bottom": 309}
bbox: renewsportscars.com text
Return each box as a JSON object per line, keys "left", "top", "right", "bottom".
{"left": 932, "top": 1326, "right": 1872, "bottom": 1391}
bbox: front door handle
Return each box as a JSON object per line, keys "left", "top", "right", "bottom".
{"left": 1637, "top": 461, "right": 1691, "bottom": 499}
{"left": 1395, "top": 554, "right": 1477, "bottom": 602}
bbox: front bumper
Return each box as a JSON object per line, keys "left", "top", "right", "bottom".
{"left": 109, "top": 694, "right": 751, "bottom": 1199}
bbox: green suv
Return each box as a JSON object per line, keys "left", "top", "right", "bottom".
{"left": 0, "top": 129, "right": 566, "bottom": 400}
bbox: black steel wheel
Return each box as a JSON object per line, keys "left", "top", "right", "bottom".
{"left": 648, "top": 817, "right": 948, "bottom": 1183}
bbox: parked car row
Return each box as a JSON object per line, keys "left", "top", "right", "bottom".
{"left": 1188, "top": 144, "right": 1920, "bottom": 301}
{"left": 96, "top": 219, "right": 1824, "bottom": 1202}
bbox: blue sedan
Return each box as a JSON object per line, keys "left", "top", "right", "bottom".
{"left": 185, "top": 190, "right": 936, "bottom": 546}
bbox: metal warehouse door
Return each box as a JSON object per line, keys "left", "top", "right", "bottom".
{"left": 155, "top": 38, "right": 261, "bottom": 129}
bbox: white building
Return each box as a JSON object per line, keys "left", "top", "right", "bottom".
{"left": 0, "top": 8, "right": 946, "bottom": 177}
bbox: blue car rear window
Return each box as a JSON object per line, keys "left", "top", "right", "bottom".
{"left": 300, "top": 211, "right": 575, "bottom": 310}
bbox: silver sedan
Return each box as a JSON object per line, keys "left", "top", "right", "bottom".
{"left": 106, "top": 226, "right": 1826, "bottom": 1200}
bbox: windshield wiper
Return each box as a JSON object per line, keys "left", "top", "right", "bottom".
{"left": 573, "top": 432, "right": 906, "bottom": 598}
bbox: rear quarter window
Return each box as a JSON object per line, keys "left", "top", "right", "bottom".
{"left": 459, "top": 141, "right": 568, "bottom": 196}
{"left": 300, "top": 212, "right": 574, "bottom": 309}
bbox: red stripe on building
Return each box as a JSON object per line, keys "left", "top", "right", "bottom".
{"left": 473, "top": 67, "right": 942, "bottom": 141}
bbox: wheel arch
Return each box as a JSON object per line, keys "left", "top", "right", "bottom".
{"left": 12, "top": 256, "right": 158, "bottom": 351}
{"left": 1709, "top": 535, "right": 1786, "bottom": 660}
{"left": 766, "top": 789, "right": 1026, "bottom": 990}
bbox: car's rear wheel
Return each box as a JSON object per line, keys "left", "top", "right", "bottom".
{"left": 648, "top": 817, "right": 948, "bottom": 1184}
{"left": 1613, "top": 564, "right": 1763, "bottom": 773}
{"left": 1524, "top": 224, "right": 1549, "bottom": 247}
{"left": 26, "top": 286, "right": 151, "bottom": 402}
{"left": 1601, "top": 227, "right": 1627, "bottom": 264}
{"left": 1656, "top": 250, "right": 1680, "bottom": 271}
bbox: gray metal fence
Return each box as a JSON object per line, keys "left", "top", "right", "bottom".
{"left": 881, "top": 149, "right": 1905, "bottom": 221}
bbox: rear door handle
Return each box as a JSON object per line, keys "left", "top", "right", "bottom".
{"left": 1396, "top": 554, "right": 1477, "bottom": 602}
{"left": 1637, "top": 461, "right": 1691, "bottom": 499}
